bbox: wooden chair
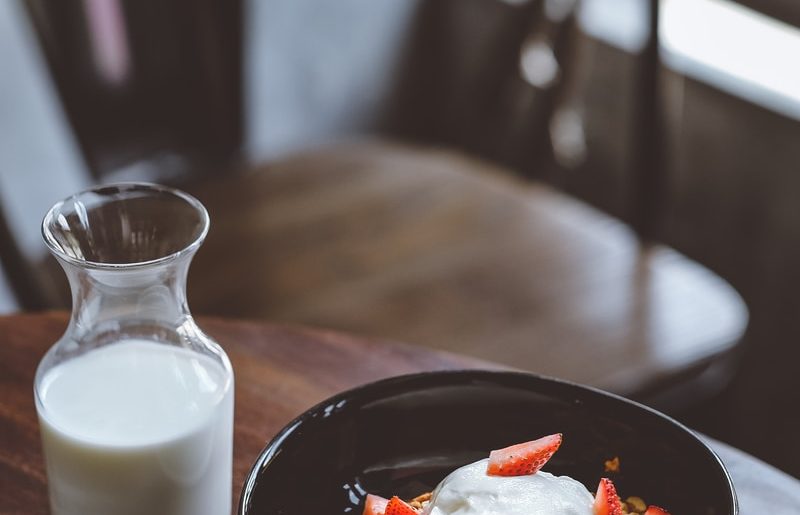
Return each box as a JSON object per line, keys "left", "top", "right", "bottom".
{"left": 7, "top": 0, "right": 747, "bottom": 409}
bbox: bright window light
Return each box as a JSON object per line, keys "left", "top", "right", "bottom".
{"left": 661, "top": 0, "right": 800, "bottom": 119}
{"left": 579, "top": 0, "right": 649, "bottom": 53}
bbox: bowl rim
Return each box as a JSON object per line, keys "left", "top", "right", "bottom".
{"left": 238, "top": 369, "right": 738, "bottom": 515}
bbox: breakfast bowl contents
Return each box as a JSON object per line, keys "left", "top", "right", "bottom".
{"left": 239, "top": 371, "right": 737, "bottom": 514}
{"left": 362, "top": 434, "right": 671, "bottom": 515}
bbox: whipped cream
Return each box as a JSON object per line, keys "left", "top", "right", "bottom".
{"left": 424, "top": 458, "right": 594, "bottom": 515}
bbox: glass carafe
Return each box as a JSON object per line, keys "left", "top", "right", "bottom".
{"left": 34, "top": 183, "right": 234, "bottom": 515}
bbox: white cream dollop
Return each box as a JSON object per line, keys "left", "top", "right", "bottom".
{"left": 424, "top": 458, "right": 594, "bottom": 515}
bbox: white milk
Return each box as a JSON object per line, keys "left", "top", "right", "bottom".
{"left": 37, "top": 340, "right": 234, "bottom": 515}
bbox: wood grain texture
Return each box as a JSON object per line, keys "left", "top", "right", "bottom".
{"left": 187, "top": 140, "right": 748, "bottom": 396}
{"left": 0, "top": 312, "right": 495, "bottom": 514}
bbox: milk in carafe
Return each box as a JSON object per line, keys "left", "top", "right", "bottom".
{"left": 37, "top": 339, "right": 233, "bottom": 515}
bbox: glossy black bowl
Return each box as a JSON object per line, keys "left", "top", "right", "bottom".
{"left": 239, "top": 371, "right": 737, "bottom": 514}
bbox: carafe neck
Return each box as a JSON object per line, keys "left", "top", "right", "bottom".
{"left": 61, "top": 254, "right": 195, "bottom": 343}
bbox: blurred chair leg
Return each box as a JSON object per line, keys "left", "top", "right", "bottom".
{"left": 0, "top": 204, "right": 47, "bottom": 310}
{"left": 631, "top": 0, "right": 665, "bottom": 241}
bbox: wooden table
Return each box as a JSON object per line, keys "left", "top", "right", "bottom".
{"left": 1, "top": 313, "right": 796, "bottom": 514}
{"left": 186, "top": 141, "right": 748, "bottom": 406}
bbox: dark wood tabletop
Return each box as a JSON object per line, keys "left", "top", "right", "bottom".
{"left": 187, "top": 141, "right": 749, "bottom": 404}
{"left": 1, "top": 312, "right": 797, "bottom": 514}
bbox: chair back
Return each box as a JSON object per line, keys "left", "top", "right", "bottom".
{"left": 23, "top": 0, "right": 578, "bottom": 174}
{"left": 23, "top": 0, "right": 242, "bottom": 181}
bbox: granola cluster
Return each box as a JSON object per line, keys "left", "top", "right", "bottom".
{"left": 407, "top": 492, "right": 431, "bottom": 511}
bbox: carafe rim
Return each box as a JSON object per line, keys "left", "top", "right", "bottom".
{"left": 41, "top": 182, "right": 210, "bottom": 271}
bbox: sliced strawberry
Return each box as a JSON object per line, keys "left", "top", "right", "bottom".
{"left": 593, "top": 478, "right": 624, "bottom": 515}
{"left": 486, "top": 433, "right": 563, "bottom": 476}
{"left": 384, "top": 496, "right": 418, "bottom": 515}
{"left": 363, "top": 494, "right": 389, "bottom": 515}
{"left": 644, "top": 506, "right": 670, "bottom": 515}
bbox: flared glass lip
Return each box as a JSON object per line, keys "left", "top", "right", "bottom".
{"left": 42, "top": 182, "right": 210, "bottom": 270}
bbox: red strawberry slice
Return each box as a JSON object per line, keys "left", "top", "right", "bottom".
{"left": 384, "top": 496, "right": 418, "bottom": 515}
{"left": 593, "top": 478, "right": 624, "bottom": 515}
{"left": 363, "top": 494, "right": 389, "bottom": 515}
{"left": 644, "top": 506, "right": 670, "bottom": 515}
{"left": 486, "top": 433, "right": 563, "bottom": 476}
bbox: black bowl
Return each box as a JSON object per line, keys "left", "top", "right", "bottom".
{"left": 240, "top": 371, "right": 737, "bottom": 514}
